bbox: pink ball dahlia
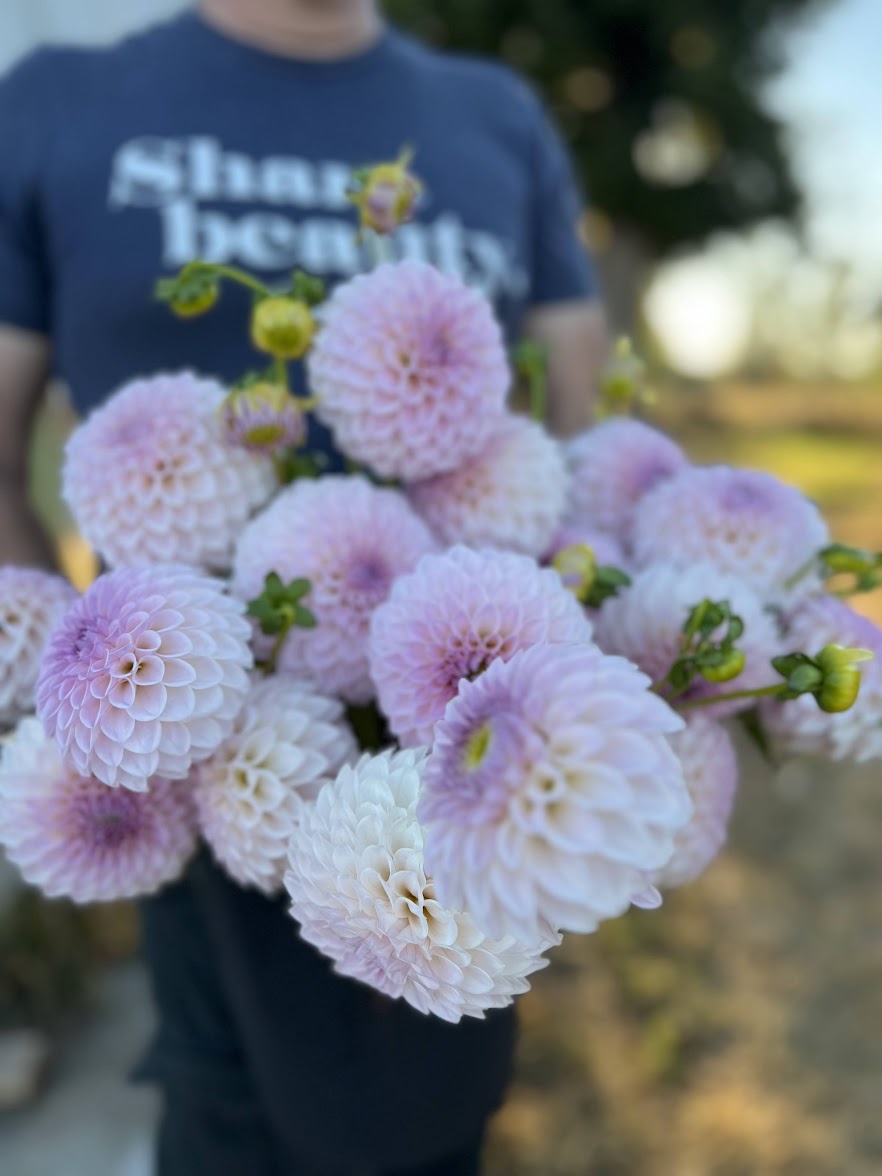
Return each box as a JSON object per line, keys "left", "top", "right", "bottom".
{"left": 308, "top": 261, "right": 509, "bottom": 480}
{"left": 0, "top": 717, "right": 197, "bottom": 903}
{"left": 564, "top": 418, "right": 688, "bottom": 543}
{"left": 193, "top": 675, "right": 357, "bottom": 894}
{"left": 593, "top": 562, "right": 781, "bottom": 717}
{"left": 285, "top": 747, "right": 557, "bottom": 1023}
{"left": 36, "top": 565, "right": 252, "bottom": 791}
{"left": 233, "top": 475, "right": 436, "bottom": 704}
{"left": 761, "top": 595, "right": 882, "bottom": 763}
{"left": 653, "top": 716, "right": 738, "bottom": 890}
{"left": 419, "top": 643, "right": 690, "bottom": 941}
{"left": 0, "top": 567, "right": 77, "bottom": 726}
{"left": 632, "top": 466, "right": 829, "bottom": 596}
{"left": 408, "top": 413, "right": 569, "bottom": 559}
{"left": 369, "top": 545, "right": 593, "bottom": 747}
{"left": 62, "top": 372, "right": 276, "bottom": 571}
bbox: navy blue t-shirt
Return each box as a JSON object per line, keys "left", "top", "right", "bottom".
{"left": 0, "top": 10, "right": 596, "bottom": 420}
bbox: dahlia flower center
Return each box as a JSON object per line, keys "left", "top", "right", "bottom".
{"left": 347, "top": 554, "right": 391, "bottom": 601}
{"left": 462, "top": 722, "right": 492, "bottom": 770}
{"left": 72, "top": 785, "right": 143, "bottom": 850}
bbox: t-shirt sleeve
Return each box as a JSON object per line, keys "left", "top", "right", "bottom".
{"left": 0, "top": 51, "right": 53, "bottom": 334}
{"left": 526, "top": 94, "right": 600, "bottom": 307}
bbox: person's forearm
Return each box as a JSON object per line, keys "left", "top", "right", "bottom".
{"left": 0, "top": 476, "right": 57, "bottom": 568}
{"left": 525, "top": 299, "right": 610, "bottom": 437}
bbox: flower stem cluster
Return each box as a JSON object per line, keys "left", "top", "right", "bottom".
{"left": 551, "top": 542, "right": 631, "bottom": 608}
{"left": 247, "top": 572, "right": 316, "bottom": 674}
{"left": 656, "top": 598, "right": 746, "bottom": 699}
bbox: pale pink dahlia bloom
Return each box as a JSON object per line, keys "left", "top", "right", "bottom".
{"left": 63, "top": 372, "right": 276, "bottom": 571}
{"left": 593, "top": 562, "right": 781, "bottom": 717}
{"left": 308, "top": 261, "right": 509, "bottom": 480}
{"left": 653, "top": 716, "right": 738, "bottom": 889}
{"left": 285, "top": 747, "right": 557, "bottom": 1023}
{"left": 233, "top": 475, "right": 436, "bottom": 704}
{"left": 193, "top": 675, "right": 357, "bottom": 894}
{"left": 0, "top": 717, "right": 196, "bottom": 903}
{"left": 419, "top": 643, "right": 690, "bottom": 941}
{"left": 36, "top": 566, "right": 252, "bottom": 791}
{"left": 564, "top": 418, "right": 688, "bottom": 543}
{"left": 0, "top": 567, "right": 77, "bottom": 726}
{"left": 408, "top": 413, "right": 569, "bottom": 559}
{"left": 761, "top": 596, "right": 882, "bottom": 763}
{"left": 632, "top": 466, "right": 829, "bottom": 596}
{"left": 369, "top": 545, "right": 593, "bottom": 747}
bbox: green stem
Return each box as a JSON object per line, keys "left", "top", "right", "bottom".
{"left": 528, "top": 365, "right": 547, "bottom": 424}
{"left": 186, "top": 261, "right": 269, "bottom": 297}
{"left": 273, "top": 355, "right": 289, "bottom": 391}
{"left": 368, "top": 232, "right": 391, "bottom": 268}
{"left": 675, "top": 683, "right": 784, "bottom": 712}
{"left": 783, "top": 554, "right": 819, "bottom": 592}
{"left": 255, "top": 622, "right": 292, "bottom": 675}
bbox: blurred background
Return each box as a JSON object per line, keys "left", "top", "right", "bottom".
{"left": 1, "top": 2, "right": 880, "bottom": 1174}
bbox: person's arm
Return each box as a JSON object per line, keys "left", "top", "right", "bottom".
{"left": 524, "top": 298, "right": 608, "bottom": 437}
{"left": 0, "top": 324, "right": 55, "bottom": 567}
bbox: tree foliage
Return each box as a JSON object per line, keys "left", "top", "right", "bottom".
{"left": 385, "top": 0, "right": 828, "bottom": 252}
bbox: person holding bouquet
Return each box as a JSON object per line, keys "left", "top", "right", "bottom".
{"left": 0, "top": 1, "right": 607, "bottom": 1171}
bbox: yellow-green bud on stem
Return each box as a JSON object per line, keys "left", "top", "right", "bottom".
{"left": 348, "top": 146, "right": 422, "bottom": 239}
{"left": 251, "top": 297, "right": 316, "bottom": 360}
{"left": 813, "top": 644, "right": 874, "bottom": 713}
{"left": 552, "top": 543, "right": 597, "bottom": 603}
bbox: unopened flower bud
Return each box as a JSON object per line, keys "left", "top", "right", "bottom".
{"left": 599, "top": 337, "right": 650, "bottom": 415}
{"left": 814, "top": 644, "right": 874, "bottom": 713}
{"left": 251, "top": 297, "right": 316, "bottom": 359}
{"left": 552, "top": 543, "right": 597, "bottom": 603}
{"left": 156, "top": 270, "right": 220, "bottom": 318}
{"left": 349, "top": 148, "right": 422, "bottom": 238}
{"left": 820, "top": 543, "right": 880, "bottom": 575}
{"left": 698, "top": 648, "right": 745, "bottom": 684}
{"left": 221, "top": 382, "right": 307, "bottom": 454}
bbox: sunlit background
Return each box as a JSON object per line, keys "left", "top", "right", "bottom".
{"left": 1, "top": 2, "right": 880, "bottom": 1174}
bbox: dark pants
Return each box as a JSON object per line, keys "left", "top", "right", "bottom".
{"left": 136, "top": 852, "right": 516, "bottom": 1176}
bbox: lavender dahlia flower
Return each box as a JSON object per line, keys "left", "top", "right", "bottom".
{"left": 0, "top": 567, "right": 77, "bottom": 726}
{"left": 36, "top": 565, "right": 252, "bottom": 791}
{"left": 193, "top": 675, "right": 357, "bottom": 894}
{"left": 285, "top": 747, "right": 557, "bottom": 1023}
{"left": 308, "top": 261, "right": 509, "bottom": 480}
{"left": 369, "top": 546, "right": 593, "bottom": 747}
{"left": 408, "top": 413, "right": 569, "bottom": 559}
{"left": 233, "top": 475, "right": 436, "bottom": 704}
{"left": 593, "top": 562, "right": 781, "bottom": 717}
{"left": 0, "top": 717, "right": 196, "bottom": 903}
{"left": 564, "top": 418, "right": 688, "bottom": 544}
{"left": 762, "top": 596, "right": 882, "bottom": 763}
{"left": 653, "top": 716, "right": 738, "bottom": 890}
{"left": 419, "top": 643, "right": 690, "bottom": 941}
{"left": 632, "top": 466, "right": 829, "bottom": 596}
{"left": 63, "top": 372, "right": 276, "bottom": 571}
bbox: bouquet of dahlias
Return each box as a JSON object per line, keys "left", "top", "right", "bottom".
{"left": 2, "top": 157, "right": 880, "bottom": 1025}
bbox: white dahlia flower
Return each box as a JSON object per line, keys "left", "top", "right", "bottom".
{"left": 285, "top": 747, "right": 557, "bottom": 1023}
{"left": 193, "top": 675, "right": 357, "bottom": 894}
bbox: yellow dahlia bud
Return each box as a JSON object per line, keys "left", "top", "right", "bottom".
{"left": 251, "top": 297, "right": 316, "bottom": 360}
{"left": 814, "top": 644, "right": 874, "bottom": 713}
{"left": 552, "top": 543, "right": 597, "bottom": 604}
{"left": 698, "top": 647, "right": 745, "bottom": 684}
{"left": 220, "top": 382, "right": 306, "bottom": 455}
{"left": 349, "top": 148, "right": 422, "bottom": 238}
{"left": 156, "top": 270, "right": 220, "bottom": 318}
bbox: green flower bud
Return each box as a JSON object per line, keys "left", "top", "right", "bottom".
{"left": 698, "top": 647, "right": 745, "bottom": 683}
{"left": 251, "top": 297, "right": 316, "bottom": 359}
{"left": 348, "top": 147, "right": 422, "bottom": 238}
{"left": 551, "top": 543, "right": 597, "bottom": 603}
{"left": 156, "top": 270, "right": 220, "bottom": 318}
{"left": 814, "top": 644, "right": 874, "bottom": 713}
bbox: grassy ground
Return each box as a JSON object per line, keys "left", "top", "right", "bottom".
{"left": 484, "top": 377, "right": 882, "bottom": 1174}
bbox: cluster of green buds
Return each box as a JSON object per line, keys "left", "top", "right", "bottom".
{"left": 771, "top": 645, "right": 873, "bottom": 714}
{"left": 551, "top": 543, "right": 632, "bottom": 609}
{"left": 347, "top": 146, "right": 422, "bottom": 241}
{"left": 658, "top": 599, "right": 746, "bottom": 699}
{"left": 156, "top": 263, "right": 221, "bottom": 318}
{"left": 247, "top": 572, "right": 316, "bottom": 674}
{"left": 598, "top": 337, "right": 654, "bottom": 418}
